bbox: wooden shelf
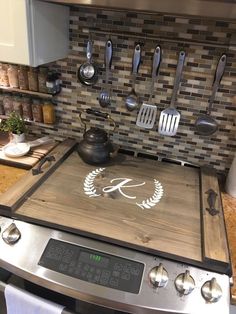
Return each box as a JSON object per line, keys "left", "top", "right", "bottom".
{"left": 25, "top": 120, "right": 56, "bottom": 129}
{"left": 0, "top": 115, "right": 56, "bottom": 129}
{"left": 0, "top": 86, "right": 53, "bottom": 99}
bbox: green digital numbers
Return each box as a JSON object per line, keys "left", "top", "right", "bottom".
{"left": 90, "top": 254, "right": 101, "bottom": 262}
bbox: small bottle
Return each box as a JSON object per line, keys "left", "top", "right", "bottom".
{"left": 7, "top": 64, "right": 19, "bottom": 88}
{"left": 42, "top": 102, "right": 55, "bottom": 124}
{"left": 28, "top": 67, "right": 38, "bottom": 91}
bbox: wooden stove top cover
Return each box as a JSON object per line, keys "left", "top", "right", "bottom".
{"left": 16, "top": 152, "right": 204, "bottom": 264}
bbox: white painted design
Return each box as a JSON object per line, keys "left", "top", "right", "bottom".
{"left": 83, "top": 168, "right": 164, "bottom": 209}
{"left": 136, "top": 180, "right": 164, "bottom": 210}
{"left": 102, "top": 178, "right": 146, "bottom": 199}
{"left": 84, "top": 168, "right": 105, "bottom": 197}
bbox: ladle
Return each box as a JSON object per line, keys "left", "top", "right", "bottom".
{"left": 125, "top": 44, "right": 141, "bottom": 111}
{"left": 195, "top": 54, "right": 227, "bottom": 136}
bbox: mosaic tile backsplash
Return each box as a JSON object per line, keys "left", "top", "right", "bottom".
{"left": 29, "top": 6, "right": 236, "bottom": 172}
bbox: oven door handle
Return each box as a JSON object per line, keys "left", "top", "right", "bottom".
{"left": 0, "top": 280, "right": 77, "bottom": 314}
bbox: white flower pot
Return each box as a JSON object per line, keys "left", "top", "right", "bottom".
{"left": 10, "top": 133, "right": 26, "bottom": 143}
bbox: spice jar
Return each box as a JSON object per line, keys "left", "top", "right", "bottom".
{"left": 32, "top": 99, "right": 43, "bottom": 122}
{"left": 18, "top": 66, "right": 29, "bottom": 90}
{"left": 22, "top": 97, "right": 33, "bottom": 121}
{"left": 7, "top": 64, "right": 19, "bottom": 88}
{"left": 38, "top": 67, "right": 48, "bottom": 93}
{"left": 0, "top": 64, "right": 9, "bottom": 87}
{"left": 12, "top": 96, "right": 23, "bottom": 116}
{"left": 42, "top": 102, "right": 55, "bottom": 124}
{"left": 3, "top": 95, "right": 13, "bottom": 115}
{"left": 28, "top": 67, "right": 38, "bottom": 92}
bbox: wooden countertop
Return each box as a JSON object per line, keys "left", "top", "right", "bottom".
{"left": 222, "top": 192, "right": 236, "bottom": 304}
{"left": 0, "top": 165, "right": 27, "bottom": 194}
{"left": 0, "top": 162, "right": 236, "bottom": 301}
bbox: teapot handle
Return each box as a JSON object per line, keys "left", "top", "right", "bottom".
{"left": 86, "top": 108, "right": 109, "bottom": 119}
{"left": 79, "top": 108, "right": 116, "bottom": 134}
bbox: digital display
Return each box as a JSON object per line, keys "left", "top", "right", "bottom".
{"left": 79, "top": 251, "right": 110, "bottom": 268}
{"left": 39, "top": 239, "right": 144, "bottom": 294}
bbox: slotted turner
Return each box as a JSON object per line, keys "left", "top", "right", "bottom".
{"left": 136, "top": 45, "right": 161, "bottom": 129}
{"left": 158, "top": 50, "right": 186, "bottom": 136}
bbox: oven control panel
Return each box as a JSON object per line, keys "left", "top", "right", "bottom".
{"left": 39, "top": 239, "right": 144, "bottom": 294}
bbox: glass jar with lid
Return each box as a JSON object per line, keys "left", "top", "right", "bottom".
{"left": 28, "top": 67, "right": 38, "bottom": 92}
{"left": 42, "top": 102, "right": 55, "bottom": 124}
{"left": 7, "top": 64, "right": 19, "bottom": 88}
{"left": 0, "top": 64, "right": 9, "bottom": 87}
{"left": 22, "top": 97, "right": 33, "bottom": 121}
{"left": 0, "top": 94, "right": 5, "bottom": 115}
{"left": 32, "top": 99, "right": 43, "bottom": 122}
{"left": 18, "top": 66, "right": 29, "bottom": 90}
{"left": 38, "top": 67, "right": 48, "bottom": 93}
{"left": 12, "top": 96, "right": 23, "bottom": 117}
{"left": 3, "top": 95, "right": 13, "bottom": 115}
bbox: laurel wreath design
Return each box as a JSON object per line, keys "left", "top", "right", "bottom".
{"left": 136, "top": 179, "right": 164, "bottom": 210}
{"left": 83, "top": 169, "right": 164, "bottom": 209}
{"left": 83, "top": 168, "right": 105, "bottom": 197}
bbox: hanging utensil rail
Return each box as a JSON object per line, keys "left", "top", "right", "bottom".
{"left": 86, "top": 28, "right": 235, "bottom": 49}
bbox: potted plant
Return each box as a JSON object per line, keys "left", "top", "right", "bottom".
{"left": 0, "top": 112, "right": 26, "bottom": 143}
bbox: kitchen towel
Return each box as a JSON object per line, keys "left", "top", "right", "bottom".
{"left": 4, "top": 284, "right": 65, "bottom": 314}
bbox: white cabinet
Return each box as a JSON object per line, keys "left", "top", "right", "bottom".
{"left": 0, "top": 0, "right": 69, "bottom": 66}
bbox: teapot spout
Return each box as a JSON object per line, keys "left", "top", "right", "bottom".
{"left": 110, "top": 144, "right": 120, "bottom": 159}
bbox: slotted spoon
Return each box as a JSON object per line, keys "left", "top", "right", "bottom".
{"left": 158, "top": 50, "right": 186, "bottom": 136}
{"left": 99, "top": 39, "right": 113, "bottom": 107}
{"left": 136, "top": 45, "right": 161, "bottom": 129}
{"left": 125, "top": 44, "right": 142, "bottom": 111}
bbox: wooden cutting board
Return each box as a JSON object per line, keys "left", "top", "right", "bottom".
{"left": 0, "top": 133, "right": 58, "bottom": 169}
{"left": 14, "top": 151, "right": 230, "bottom": 274}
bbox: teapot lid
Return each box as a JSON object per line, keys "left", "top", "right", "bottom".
{"left": 84, "top": 127, "right": 108, "bottom": 143}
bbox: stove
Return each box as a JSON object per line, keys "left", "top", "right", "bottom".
{"left": 0, "top": 140, "right": 231, "bottom": 314}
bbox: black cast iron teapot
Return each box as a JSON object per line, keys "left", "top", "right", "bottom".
{"left": 78, "top": 108, "right": 119, "bottom": 165}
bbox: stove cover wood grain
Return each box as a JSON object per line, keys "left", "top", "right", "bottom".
{"left": 15, "top": 151, "right": 230, "bottom": 273}
{"left": 16, "top": 153, "right": 203, "bottom": 260}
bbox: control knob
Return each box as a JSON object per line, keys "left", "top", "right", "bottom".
{"left": 149, "top": 263, "right": 168, "bottom": 288}
{"left": 2, "top": 223, "right": 21, "bottom": 245}
{"left": 175, "top": 270, "right": 195, "bottom": 295}
{"left": 201, "top": 278, "right": 222, "bottom": 302}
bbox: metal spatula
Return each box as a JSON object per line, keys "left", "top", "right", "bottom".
{"left": 136, "top": 45, "right": 161, "bottom": 129}
{"left": 158, "top": 50, "right": 186, "bottom": 136}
